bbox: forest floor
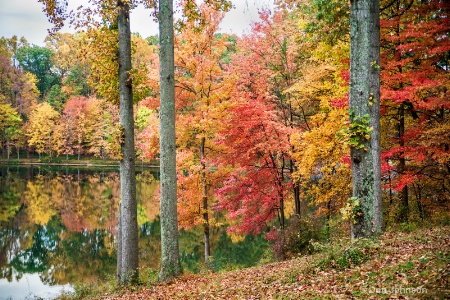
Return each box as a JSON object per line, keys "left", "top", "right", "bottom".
{"left": 80, "top": 225, "right": 449, "bottom": 300}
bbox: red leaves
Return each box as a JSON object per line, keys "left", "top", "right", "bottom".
{"left": 213, "top": 40, "right": 293, "bottom": 234}
{"left": 391, "top": 172, "right": 419, "bottom": 192}
{"left": 330, "top": 96, "right": 348, "bottom": 109}
{"left": 215, "top": 167, "right": 282, "bottom": 235}
{"left": 379, "top": 0, "right": 450, "bottom": 199}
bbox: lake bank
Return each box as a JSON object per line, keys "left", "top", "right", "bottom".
{"left": 0, "top": 165, "right": 268, "bottom": 300}
{"left": 0, "top": 158, "right": 159, "bottom": 169}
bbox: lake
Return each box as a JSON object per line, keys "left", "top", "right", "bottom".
{"left": 0, "top": 165, "right": 268, "bottom": 300}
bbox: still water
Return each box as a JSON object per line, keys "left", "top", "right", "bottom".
{"left": 0, "top": 165, "right": 268, "bottom": 300}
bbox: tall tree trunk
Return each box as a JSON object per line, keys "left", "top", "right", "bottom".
{"left": 117, "top": 0, "right": 139, "bottom": 285}
{"left": 200, "top": 137, "right": 211, "bottom": 261}
{"left": 289, "top": 103, "right": 301, "bottom": 217}
{"left": 393, "top": 4, "right": 408, "bottom": 222}
{"left": 158, "top": 0, "right": 182, "bottom": 282}
{"left": 349, "top": 0, "right": 382, "bottom": 238}
{"left": 397, "top": 103, "right": 409, "bottom": 222}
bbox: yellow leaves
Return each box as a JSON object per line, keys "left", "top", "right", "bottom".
{"left": 284, "top": 42, "right": 348, "bottom": 115}
{"left": 108, "top": 124, "right": 124, "bottom": 160}
{"left": 291, "top": 106, "right": 351, "bottom": 209}
{"left": 83, "top": 27, "right": 119, "bottom": 104}
{"left": 229, "top": 233, "right": 245, "bottom": 243}
{"left": 27, "top": 103, "right": 59, "bottom": 154}
{"left": 25, "top": 176, "right": 57, "bottom": 225}
{"left": 0, "top": 194, "right": 21, "bottom": 223}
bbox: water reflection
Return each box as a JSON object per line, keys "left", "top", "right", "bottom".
{"left": 0, "top": 165, "right": 268, "bottom": 299}
{"left": 0, "top": 166, "right": 159, "bottom": 299}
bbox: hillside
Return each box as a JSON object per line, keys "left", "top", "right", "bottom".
{"left": 87, "top": 226, "right": 449, "bottom": 299}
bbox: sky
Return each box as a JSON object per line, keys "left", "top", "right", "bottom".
{"left": 0, "top": 0, "right": 274, "bottom": 46}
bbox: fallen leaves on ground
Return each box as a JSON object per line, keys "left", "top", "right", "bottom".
{"left": 98, "top": 226, "right": 449, "bottom": 299}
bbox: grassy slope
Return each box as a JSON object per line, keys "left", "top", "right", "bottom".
{"left": 89, "top": 226, "right": 449, "bottom": 299}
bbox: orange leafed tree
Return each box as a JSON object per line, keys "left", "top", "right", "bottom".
{"left": 175, "top": 3, "right": 234, "bottom": 260}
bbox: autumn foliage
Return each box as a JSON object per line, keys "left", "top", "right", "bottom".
{"left": 1, "top": 0, "right": 449, "bottom": 258}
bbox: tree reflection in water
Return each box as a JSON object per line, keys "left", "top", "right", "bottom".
{"left": 0, "top": 166, "right": 159, "bottom": 292}
{"left": 0, "top": 166, "right": 268, "bottom": 298}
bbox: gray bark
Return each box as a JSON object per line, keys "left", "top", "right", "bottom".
{"left": 349, "top": 0, "right": 382, "bottom": 238}
{"left": 117, "top": 0, "right": 139, "bottom": 284}
{"left": 158, "top": 0, "right": 182, "bottom": 282}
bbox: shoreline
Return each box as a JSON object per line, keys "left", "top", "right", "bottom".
{"left": 0, "top": 159, "right": 159, "bottom": 169}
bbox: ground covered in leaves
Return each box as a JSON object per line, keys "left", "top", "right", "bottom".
{"left": 96, "top": 226, "right": 449, "bottom": 299}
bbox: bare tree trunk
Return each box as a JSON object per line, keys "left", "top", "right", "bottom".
{"left": 349, "top": 0, "right": 382, "bottom": 238}
{"left": 280, "top": 160, "right": 286, "bottom": 230}
{"left": 158, "top": 0, "right": 182, "bottom": 282}
{"left": 397, "top": 103, "right": 409, "bottom": 222}
{"left": 117, "top": 0, "right": 138, "bottom": 285}
{"left": 200, "top": 137, "right": 210, "bottom": 261}
{"left": 290, "top": 160, "right": 301, "bottom": 216}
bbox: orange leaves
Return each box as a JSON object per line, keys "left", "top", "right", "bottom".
{"left": 214, "top": 100, "right": 292, "bottom": 234}
{"left": 173, "top": 3, "right": 234, "bottom": 232}
{"left": 136, "top": 108, "right": 160, "bottom": 161}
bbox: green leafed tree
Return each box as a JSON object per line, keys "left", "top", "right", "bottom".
{"left": 15, "top": 45, "right": 60, "bottom": 99}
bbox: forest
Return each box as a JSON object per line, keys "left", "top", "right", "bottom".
{"left": 0, "top": 0, "right": 449, "bottom": 297}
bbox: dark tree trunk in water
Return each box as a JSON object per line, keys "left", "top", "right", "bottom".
{"left": 158, "top": 0, "right": 182, "bottom": 282}
{"left": 117, "top": 0, "right": 139, "bottom": 285}
{"left": 349, "top": 0, "right": 382, "bottom": 238}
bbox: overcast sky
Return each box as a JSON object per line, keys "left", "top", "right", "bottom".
{"left": 0, "top": 0, "right": 274, "bottom": 46}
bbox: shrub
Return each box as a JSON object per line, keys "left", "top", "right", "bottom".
{"left": 268, "top": 215, "right": 322, "bottom": 260}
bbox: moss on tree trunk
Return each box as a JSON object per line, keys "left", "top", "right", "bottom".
{"left": 117, "top": 0, "right": 139, "bottom": 285}
{"left": 158, "top": 0, "right": 182, "bottom": 282}
{"left": 349, "top": 0, "right": 382, "bottom": 238}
